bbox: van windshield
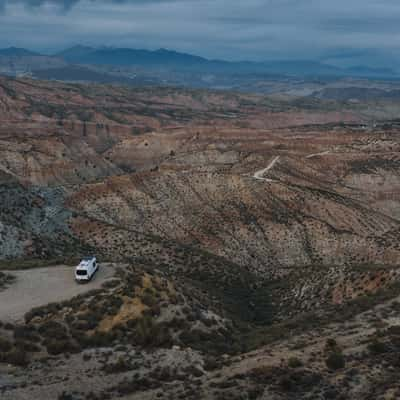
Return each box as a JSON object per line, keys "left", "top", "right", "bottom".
{"left": 76, "top": 270, "right": 87, "bottom": 276}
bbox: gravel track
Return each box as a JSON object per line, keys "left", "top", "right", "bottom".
{"left": 0, "top": 264, "right": 115, "bottom": 323}
{"left": 253, "top": 156, "right": 280, "bottom": 182}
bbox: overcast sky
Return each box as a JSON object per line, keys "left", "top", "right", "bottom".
{"left": 0, "top": 0, "right": 399, "bottom": 66}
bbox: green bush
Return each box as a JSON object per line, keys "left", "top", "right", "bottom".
{"left": 325, "top": 352, "right": 345, "bottom": 370}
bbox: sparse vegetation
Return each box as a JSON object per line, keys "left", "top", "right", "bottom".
{"left": 1, "top": 76, "right": 400, "bottom": 399}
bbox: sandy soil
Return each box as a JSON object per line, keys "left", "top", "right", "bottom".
{"left": 0, "top": 264, "right": 115, "bottom": 323}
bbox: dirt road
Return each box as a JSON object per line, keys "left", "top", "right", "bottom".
{"left": 306, "top": 150, "right": 331, "bottom": 159}
{"left": 0, "top": 264, "right": 115, "bottom": 323}
{"left": 253, "top": 156, "right": 280, "bottom": 182}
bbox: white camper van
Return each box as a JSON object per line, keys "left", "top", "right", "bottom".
{"left": 75, "top": 256, "right": 98, "bottom": 282}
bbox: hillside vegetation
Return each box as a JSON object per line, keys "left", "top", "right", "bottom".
{"left": 0, "top": 77, "right": 400, "bottom": 399}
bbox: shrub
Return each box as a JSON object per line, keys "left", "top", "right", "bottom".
{"left": 0, "top": 336, "right": 12, "bottom": 352}
{"left": 368, "top": 339, "right": 387, "bottom": 354}
{"left": 150, "top": 366, "right": 178, "bottom": 382}
{"left": 102, "top": 280, "right": 120, "bottom": 289}
{"left": 4, "top": 322, "right": 14, "bottom": 330}
{"left": 325, "top": 338, "right": 338, "bottom": 351}
{"left": 39, "top": 321, "right": 68, "bottom": 340}
{"left": 141, "top": 292, "right": 157, "bottom": 308}
{"left": 78, "top": 331, "right": 115, "bottom": 348}
{"left": 184, "top": 365, "right": 204, "bottom": 378}
{"left": 386, "top": 325, "right": 400, "bottom": 336}
{"left": 103, "top": 356, "right": 133, "bottom": 374}
{"left": 288, "top": 357, "right": 303, "bottom": 368}
{"left": 25, "top": 303, "right": 62, "bottom": 324}
{"left": 204, "top": 356, "right": 219, "bottom": 371}
{"left": 0, "top": 272, "right": 15, "bottom": 289}
{"left": 58, "top": 392, "right": 74, "bottom": 400}
{"left": 131, "top": 316, "right": 171, "bottom": 348}
{"left": 249, "top": 366, "right": 276, "bottom": 383}
{"left": 279, "top": 369, "right": 322, "bottom": 392}
{"left": 116, "top": 378, "right": 156, "bottom": 395}
{"left": 13, "top": 325, "right": 39, "bottom": 342}
{"left": 75, "top": 311, "right": 103, "bottom": 330}
{"left": 325, "top": 352, "right": 345, "bottom": 370}
{"left": 280, "top": 375, "right": 295, "bottom": 392}
{"left": 71, "top": 319, "right": 94, "bottom": 331}
{"left": 104, "top": 296, "right": 123, "bottom": 315}
{"left": 0, "top": 347, "right": 28, "bottom": 366}
{"left": 46, "top": 338, "right": 79, "bottom": 356}
{"left": 15, "top": 340, "right": 41, "bottom": 353}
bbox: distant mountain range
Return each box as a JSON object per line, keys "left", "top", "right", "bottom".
{"left": 56, "top": 45, "right": 208, "bottom": 67}
{"left": 0, "top": 47, "right": 40, "bottom": 57}
{"left": 0, "top": 45, "right": 398, "bottom": 85}
{"left": 53, "top": 45, "right": 398, "bottom": 77}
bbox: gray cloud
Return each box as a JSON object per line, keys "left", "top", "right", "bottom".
{"left": 0, "top": 0, "right": 174, "bottom": 9}
{"left": 0, "top": 0, "right": 79, "bottom": 10}
{"left": 0, "top": 0, "right": 399, "bottom": 68}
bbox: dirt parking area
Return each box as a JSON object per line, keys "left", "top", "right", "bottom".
{"left": 0, "top": 264, "right": 115, "bottom": 323}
